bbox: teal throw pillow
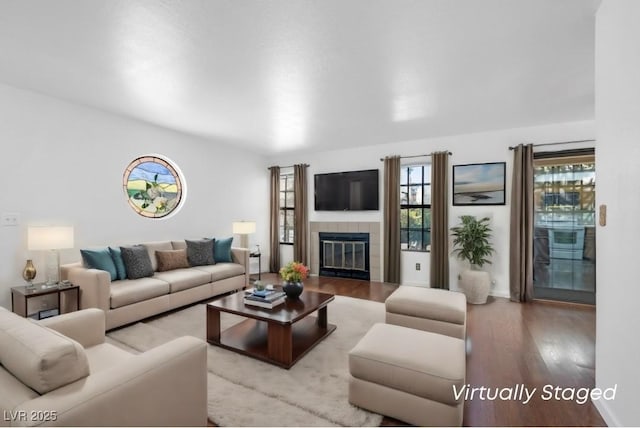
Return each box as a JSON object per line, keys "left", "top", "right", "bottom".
{"left": 214, "top": 237, "right": 233, "bottom": 263}
{"left": 81, "top": 248, "right": 118, "bottom": 281}
{"left": 109, "top": 246, "right": 127, "bottom": 280}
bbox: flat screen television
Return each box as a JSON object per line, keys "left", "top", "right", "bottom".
{"left": 314, "top": 169, "right": 379, "bottom": 211}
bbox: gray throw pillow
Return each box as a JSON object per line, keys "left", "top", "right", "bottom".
{"left": 120, "top": 245, "right": 154, "bottom": 279}
{"left": 185, "top": 239, "right": 215, "bottom": 266}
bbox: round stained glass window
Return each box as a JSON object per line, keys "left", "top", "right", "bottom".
{"left": 123, "top": 155, "right": 185, "bottom": 218}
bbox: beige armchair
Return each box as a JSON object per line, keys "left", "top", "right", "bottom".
{"left": 0, "top": 307, "right": 207, "bottom": 427}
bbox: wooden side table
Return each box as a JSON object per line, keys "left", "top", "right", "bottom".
{"left": 11, "top": 283, "right": 80, "bottom": 319}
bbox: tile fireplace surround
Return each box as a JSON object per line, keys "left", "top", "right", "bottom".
{"left": 310, "top": 222, "right": 381, "bottom": 282}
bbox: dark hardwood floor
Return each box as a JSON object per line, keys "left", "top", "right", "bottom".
{"left": 214, "top": 274, "right": 605, "bottom": 427}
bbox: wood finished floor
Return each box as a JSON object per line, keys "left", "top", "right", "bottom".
{"left": 209, "top": 274, "right": 605, "bottom": 427}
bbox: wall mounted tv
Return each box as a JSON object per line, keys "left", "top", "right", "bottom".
{"left": 314, "top": 169, "right": 379, "bottom": 211}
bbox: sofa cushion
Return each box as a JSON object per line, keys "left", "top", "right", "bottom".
{"left": 156, "top": 249, "right": 190, "bottom": 272}
{"left": 154, "top": 268, "right": 212, "bottom": 293}
{"left": 84, "top": 342, "right": 133, "bottom": 373}
{"left": 214, "top": 237, "right": 233, "bottom": 263}
{"left": 110, "top": 277, "right": 170, "bottom": 309}
{"left": 194, "top": 263, "right": 245, "bottom": 282}
{"left": 171, "top": 240, "right": 187, "bottom": 251}
{"left": 120, "top": 245, "right": 154, "bottom": 279}
{"left": 109, "top": 246, "right": 128, "bottom": 280}
{"left": 186, "top": 239, "right": 214, "bottom": 266}
{"left": 81, "top": 248, "right": 118, "bottom": 281}
{"left": 0, "top": 309, "right": 90, "bottom": 394}
{"left": 142, "top": 241, "right": 173, "bottom": 271}
{"left": 0, "top": 365, "right": 40, "bottom": 414}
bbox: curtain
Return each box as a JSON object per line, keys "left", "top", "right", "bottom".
{"left": 509, "top": 144, "right": 534, "bottom": 302}
{"left": 269, "top": 166, "right": 280, "bottom": 273}
{"left": 293, "top": 164, "right": 308, "bottom": 265}
{"left": 430, "top": 151, "right": 450, "bottom": 289}
{"left": 383, "top": 156, "right": 401, "bottom": 284}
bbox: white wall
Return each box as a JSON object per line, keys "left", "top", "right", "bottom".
{"left": 594, "top": 1, "right": 640, "bottom": 425}
{"left": 270, "top": 119, "right": 594, "bottom": 296}
{"left": 0, "top": 84, "right": 269, "bottom": 310}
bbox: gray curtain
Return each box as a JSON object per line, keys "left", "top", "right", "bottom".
{"left": 293, "top": 164, "right": 308, "bottom": 265}
{"left": 509, "top": 144, "right": 534, "bottom": 302}
{"left": 383, "top": 156, "right": 401, "bottom": 284}
{"left": 430, "top": 151, "right": 450, "bottom": 289}
{"left": 269, "top": 166, "right": 280, "bottom": 273}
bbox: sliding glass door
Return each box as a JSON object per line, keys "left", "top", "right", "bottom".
{"left": 532, "top": 150, "right": 596, "bottom": 304}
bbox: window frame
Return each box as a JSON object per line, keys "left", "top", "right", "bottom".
{"left": 400, "top": 164, "right": 431, "bottom": 252}
{"left": 279, "top": 172, "right": 295, "bottom": 245}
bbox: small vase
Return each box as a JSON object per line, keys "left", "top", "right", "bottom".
{"left": 22, "top": 259, "right": 37, "bottom": 284}
{"left": 282, "top": 281, "right": 304, "bottom": 299}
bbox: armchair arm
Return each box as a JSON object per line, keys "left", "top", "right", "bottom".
{"left": 38, "top": 309, "right": 105, "bottom": 348}
{"left": 15, "top": 336, "right": 208, "bottom": 427}
{"left": 61, "top": 263, "right": 111, "bottom": 313}
{"left": 231, "top": 247, "right": 250, "bottom": 288}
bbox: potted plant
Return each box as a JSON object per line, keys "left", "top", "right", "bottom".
{"left": 450, "top": 215, "right": 495, "bottom": 304}
{"left": 279, "top": 261, "right": 309, "bottom": 299}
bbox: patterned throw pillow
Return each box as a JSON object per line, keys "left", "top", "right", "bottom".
{"left": 214, "top": 237, "right": 233, "bottom": 263}
{"left": 185, "top": 239, "right": 215, "bottom": 266}
{"left": 120, "top": 245, "right": 154, "bottom": 279}
{"left": 156, "top": 249, "right": 190, "bottom": 272}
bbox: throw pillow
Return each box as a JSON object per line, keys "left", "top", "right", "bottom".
{"left": 214, "top": 237, "right": 234, "bottom": 263}
{"left": 120, "top": 245, "right": 154, "bottom": 279}
{"left": 109, "top": 246, "right": 127, "bottom": 280}
{"left": 156, "top": 249, "right": 190, "bottom": 272}
{"left": 185, "top": 239, "right": 215, "bottom": 266}
{"left": 80, "top": 248, "right": 118, "bottom": 281}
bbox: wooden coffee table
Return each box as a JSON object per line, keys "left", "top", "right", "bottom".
{"left": 206, "top": 289, "right": 336, "bottom": 369}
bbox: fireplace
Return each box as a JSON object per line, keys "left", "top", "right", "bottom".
{"left": 319, "top": 232, "right": 370, "bottom": 280}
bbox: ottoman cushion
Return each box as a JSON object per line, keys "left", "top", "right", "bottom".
{"left": 349, "top": 323, "right": 465, "bottom": 406}
{"left": 386, "top": 286, "right": 466, "bottom": 325}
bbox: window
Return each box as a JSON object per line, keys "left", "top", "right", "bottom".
{"left": 280, "top": 173, "right": 294, "bottom": 244}
{"left": 400, "top": 164, "right": 431, "bottom": 251}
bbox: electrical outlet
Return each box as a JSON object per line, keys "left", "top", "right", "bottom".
{"left": 415, "top": 263, "right": 421, "bottom": 271}
{"left": 1, "top": 213, "right": 19, "bottom": 226}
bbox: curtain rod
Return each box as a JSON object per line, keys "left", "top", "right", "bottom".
{"left": 267, "top": 163, "right": 310, "bottom": 170}
{"left": 508, "top": 139, "right": 595, "bottom": 150}
{"left": 379, "top": 152, "right": 452, "bottom": 161}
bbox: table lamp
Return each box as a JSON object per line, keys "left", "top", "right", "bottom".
{"left": 232, "top": 221, "right": 256, "bottom": 249}
{"left": 27, "top": 226, "right": 74, "bottom": 286}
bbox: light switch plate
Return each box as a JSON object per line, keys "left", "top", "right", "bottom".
{"left": 599, "top": 204, "right": 607, "bottom": 226}
{"left": 1, "top": 213, "right": 19, "bottom": 226}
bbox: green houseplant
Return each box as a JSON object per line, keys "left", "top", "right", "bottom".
{"left": 450, "top": 216, "right": 495, "bottom": 304}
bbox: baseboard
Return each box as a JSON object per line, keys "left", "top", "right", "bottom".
{"left": 489, "top": 289, "right": 510, "bottom": 299}
{"left": 592, "top": 397, "right": 620, "bottom": 427}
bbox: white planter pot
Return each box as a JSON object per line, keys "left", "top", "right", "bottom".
{"left": 459, "top": 269, "right": 491, "bottom": 304}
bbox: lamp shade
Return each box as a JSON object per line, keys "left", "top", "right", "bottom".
{"left": 232, "top": 221, "right": 256, "bottom": 235}
{"left": 28, "top": 226, "right": 74, "bottom": 250}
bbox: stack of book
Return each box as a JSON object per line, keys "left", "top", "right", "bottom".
{"left": 244, "top": 289, "right": 286, "bottom": 309}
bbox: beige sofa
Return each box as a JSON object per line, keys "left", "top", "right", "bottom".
{"left": 0, "top": 307, "right": 207, "bottom": 427}
{"left": 61, "top": 240, "right": 249, "bottom": 330}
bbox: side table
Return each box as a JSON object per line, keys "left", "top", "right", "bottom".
{"left": 11, "top": 283, "right": 80, "bottom": 319}
{"left": 249, "top": 251, "right": 261, "bottom": 280}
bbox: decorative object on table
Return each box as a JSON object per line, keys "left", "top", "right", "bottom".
{"left": 27, "top": 226, "right": 74, "bottom": 287}
{"left": 123, "top": 155, "right": 185, "bottom": 218}
{"left": 22, "top": 259, "right": 37, "bottom": 285}
{"left": 232, "top": 220, "right": 256, "bottom": 249}
{"left": 254, "top": 280, "right": 266, "bottom": 291}
{"left": 450, "top": 215, "right": 495, "bottom": 304}
{"left": 452, "top": 162, "right": 506, "bottom": 206}
{"left": 279, "top": 261, "right": 309, "bottom": 299}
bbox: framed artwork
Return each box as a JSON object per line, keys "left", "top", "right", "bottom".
{"left": 123, "top": 155, "right": 184, "bottom": 218}
{"left": 453, "top": 162, "right": 506, "bottom": 206}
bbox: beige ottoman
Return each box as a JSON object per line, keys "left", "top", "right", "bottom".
{"left": 386, "top": 286, "right": 467, "bottom": 339}
{"left": 349, "top": 323, "right": 466, "bottom": 426}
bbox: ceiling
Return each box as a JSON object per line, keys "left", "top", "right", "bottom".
{"left": 0, "top": 0, "right": 598, "bottom": 155}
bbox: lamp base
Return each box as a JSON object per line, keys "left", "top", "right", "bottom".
{"left": 44, "top": 249, "right": 60, "bottom": 287}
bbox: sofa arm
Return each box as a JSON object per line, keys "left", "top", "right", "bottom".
{"left": 15, "top": 336, "right": 208, "bottom": 427}
{"left": 38, "top": 309, "right": 105, "bottom": 348}
{"left": 61, "top": 263, "right": 110, "bottom": 313}
{"left": 231, "top": 247, "right": 250, "bottom": 288}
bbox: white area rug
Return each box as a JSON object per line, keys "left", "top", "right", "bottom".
{"left": 107, "top": 295, "right": 384, "bottom": 427}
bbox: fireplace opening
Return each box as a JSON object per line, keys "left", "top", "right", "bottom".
{"left": 319, "top": 232, "right": 370, "bottom": 280}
